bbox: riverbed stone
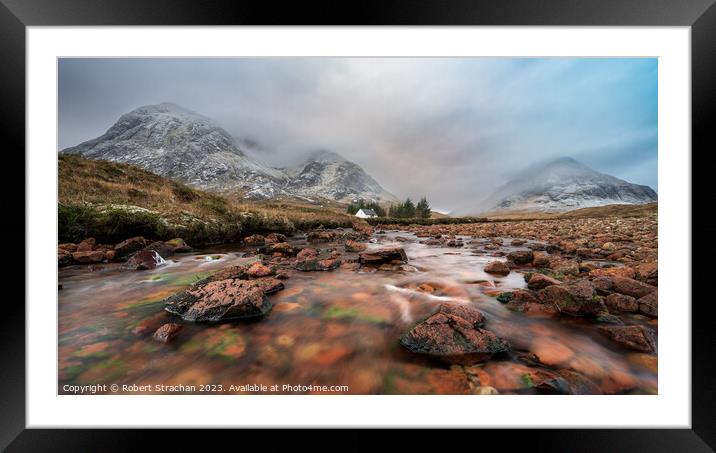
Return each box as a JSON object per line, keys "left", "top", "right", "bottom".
{"left": 598, "top": 325, "right": 657, "bottom": 353}
{"left": 114, "top": 236, "right": 147, "bottom": 259}
{"left": 484, "top": 260, "right": 510, "bottom": 275}
{"left": 527, "top": 273, "right": 561, "bottom": 290}
{"left": 72, "top": 250, "right": 106, "bottom": 264}
{"left": 152, "top": 323, "right": 183, "bottom": 343}
{"left": 358, "top": 247, "right": 408, "bottom": 265}
{"left": 164, "top": 276, "right": 283, "bottom": 322}
{"left": 400, "top": 304, "right": 508, "bottom": 365}
{"left": 537, "top": 279, "right": 605, "bottom": 316}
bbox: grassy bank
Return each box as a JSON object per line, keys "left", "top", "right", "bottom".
{"left": 58, "top": 155, "right": 359, "bottom": 245}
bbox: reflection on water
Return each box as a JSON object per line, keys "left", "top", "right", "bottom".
{"left": 58, "top": 231, "right": 657, "bottom": 395}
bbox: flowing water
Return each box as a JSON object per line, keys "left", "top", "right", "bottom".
{"left": 58, "top": 230, "right": 657, "bottom": 395}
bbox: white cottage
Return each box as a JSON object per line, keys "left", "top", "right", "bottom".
{"left": 355, "top": 208, "right": 378, "bottom": 219}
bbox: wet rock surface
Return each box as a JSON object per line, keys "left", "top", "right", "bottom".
{"left": 400, "top": 304, "right": 509, "bottom": 365}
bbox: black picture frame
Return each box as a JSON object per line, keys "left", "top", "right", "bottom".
{"left": 2, "top": 0, "right": 712, "bottom": 450}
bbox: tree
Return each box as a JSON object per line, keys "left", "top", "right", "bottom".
{"left": 416, "top": 197, "right": 431, "bottom": 218}
{"left": 402, "top": 198, "right": 416, "bottom": 218}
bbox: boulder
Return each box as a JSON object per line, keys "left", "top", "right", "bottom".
{"left": 507, "top": 250, "right": 534, "bottom": 265}
{"left": 345, "top": 240, "right": 367, "bottom": 252}
{"left": 152, "top": 323, "right": 183, "bottom": 343}
{"left": 637, "top": 291, "right": 658, "bottom": 317}
{"left": 58, "top": 243, "right": 78, "bottom": 252}
{"left": 598, "top": 325, "right": 657, "bottom": 353}
{"left": 243, "top": 234, "right": 266, "bottom": 246}
{"left": 246, "top": 262, "right": 275, "bottom": 278}
{"left": 295, "top": 257, "right": 341, "bottom": 272}
{"left": 269, "top": 242, "right": 294, "bottom": 255}
{"left": 113, "top": 236, "right": 147, "bottom": 259}
{"left": 537, "top": 279, "right": 605, "bottom": 316}
{"left": 76, "top": 238, "right": 96, "bottom": 252}
{"left": 144, "top": 241, "right": 174, "bottom": 259}
{"left": 306, "top": 230, "right": 335, "bottom": 243}
{"left": 58, "top": 249, "right": 74, "bottom": 266}
{"left": 605, "top": 293, "right": 638, "bottom": 313}
{"left": 611, "top": 277, "right": 657, "bottom": 299}
{"left": 635, "top": 262, "right": 658, "bottom": 286}
{"left": 591, "top": 276, "right": 614, "bottom": 295}
{"left": 400, "top": 304, "right": 508, "bottom": 365}
{"left": 358, "top": 247, "right": 408, "bottom": 265}
{"left": 532, "top": 252, "right": 550, "bottom": 267}
{"left": 527, "top": 273, "right": 561, "bottom": 290}
{"left": 484, "top": 260, "right": 510, "bottom": 275}
{"left": 164, "top": 277, "right": 284, "bottom": 322}
{"left": 71, "top": 250, "right": 106, "bottom": 264}
{"left": 123, "top": 250, "right": 164, "bottom": 270}
{"left": 265, "top": 233, "right": 287, "bottom": 244}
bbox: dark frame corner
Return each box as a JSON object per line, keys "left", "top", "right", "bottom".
{"left": 2, "top": 0, "right": 713, "bottom": 450}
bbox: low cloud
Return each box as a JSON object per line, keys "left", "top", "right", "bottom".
{"left": 59, "top": 57, "right": 657, "bottom": 211}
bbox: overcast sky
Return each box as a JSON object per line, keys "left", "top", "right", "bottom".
{"left": 59, "top": 58, "right": 657, "bottom": 212}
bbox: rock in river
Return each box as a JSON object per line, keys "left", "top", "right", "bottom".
{"left": 164, "top": 276, "right": 284, "bottom": 322}
{"left": 113, "top": 236, "right": 147, "bottom": 259}
{"left": 123, "top": 250, "right": 165, "bottom": 270}
{"left": 537, "top": 279, "right": 605, "bottom": 316}
{"left": 72, "top": 250, "right": 106, "bottom": 264}
{"left": 400, "top": 304, "right": 509, "bottom": 365}
{"left": 611, "top": 277, "right": 657, "bottom": 299}
{"left": 527, "top": 273, "right": 561, "bottom": 290}
{"left": 152, "top": 323, "right": 183, "bottom": 343}
{"left": 358, "top": 247, "right": 408, "bottom": 265}
{"left": 507, "top": 250, "right": 534, "bottom": 265}
{"left": 598, "top": 325, "right": 657, "bottom": 353}
{"left": 484, "top": 260, "right": 510, "bottom": 275}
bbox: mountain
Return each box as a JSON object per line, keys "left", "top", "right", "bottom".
{"left": 286, "top": 150, "right": 399, "bottom": 204}
{"left": 60, "top": 103, "right": 396, "bottom": 203}
{"left": 467, "top": 157, "right": 657, "bottom": 215}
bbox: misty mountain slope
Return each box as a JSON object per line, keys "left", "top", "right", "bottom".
{"left": 60, "top": 103, "right": 396, "bottom": 204}
{"left": 286, "top": 150, "right": 399, "bottom": 204}
{"left": 468, "top": 157, "right": 657, "bottom": 215}
{"left": 61, "top": 102, "right": 287, "bottom": 196}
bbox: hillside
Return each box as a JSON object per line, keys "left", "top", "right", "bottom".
{"left": 484, "top": 202, "right": 658, "bottom": 221}
{"left": 58, "top": 154, "right": 360, "bottom": 245}
{"left": 458, "top": 157, "right": 657, "bottom": 215}
{"left": 61, "top": 102, "right": 397, "bottom": 204}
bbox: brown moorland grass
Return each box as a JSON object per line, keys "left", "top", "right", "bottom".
{"left": 58, "top": 154, "right": 361, "bottom": 245}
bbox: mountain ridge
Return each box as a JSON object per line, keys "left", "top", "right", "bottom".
{"left": 459, "top": 156, "right": 657, "bottom": 215}
{"left": 60, "top": 103, "right": 398, "bottom": 204}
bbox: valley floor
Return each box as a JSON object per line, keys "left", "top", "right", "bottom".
{"left": 58, "top": 214, "right": 657, "bottom": 395}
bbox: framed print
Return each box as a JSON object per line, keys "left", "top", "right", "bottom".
{"left": 2, "top": 0, "right": 713, "bottom": 450}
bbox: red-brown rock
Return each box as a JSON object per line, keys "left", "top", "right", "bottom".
{"left": 164, "top": 277, "right": 283, "bottom": 322}
{"left": 358, "top": 247, "right": 408, "bottom": 265}
{"left": 71, "top": 250, "right": 106, "bottom": 264}
{"left": 637, "top": 291, "right": 657, "bottom": 317}
{"left": 345, "top": 240, "right": 367, "bottom": 252}
{"left": 246, "top": 262, "right": 274, "bottom": 278}
{"left": 400, "top": 304, "right": 508, "bottom": 364}
{"left": 527, "top": 273, "right": 561, "bottom": 290}
{"left": 484, "top": 260, "right": 510, "bottom": 275}
{"left": 605, "top": 293, "right": 638, "bottom": 313}
{"left": 598, "top": 325, "right": 657, "bottom": 353}
{"left": 76, "top": 238, "right": 96, "bottom": 252}
{"left": 113, "top": 236, "right": 147, "bottom": 259}
{"left": 537, "top": 279, "right": 605, "bottom": 316}
{"left": 611, "top": 277, "right": 657, "bottom": 299}
{"left": 152, "top": 323, "right": 183, "bottom": 343}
